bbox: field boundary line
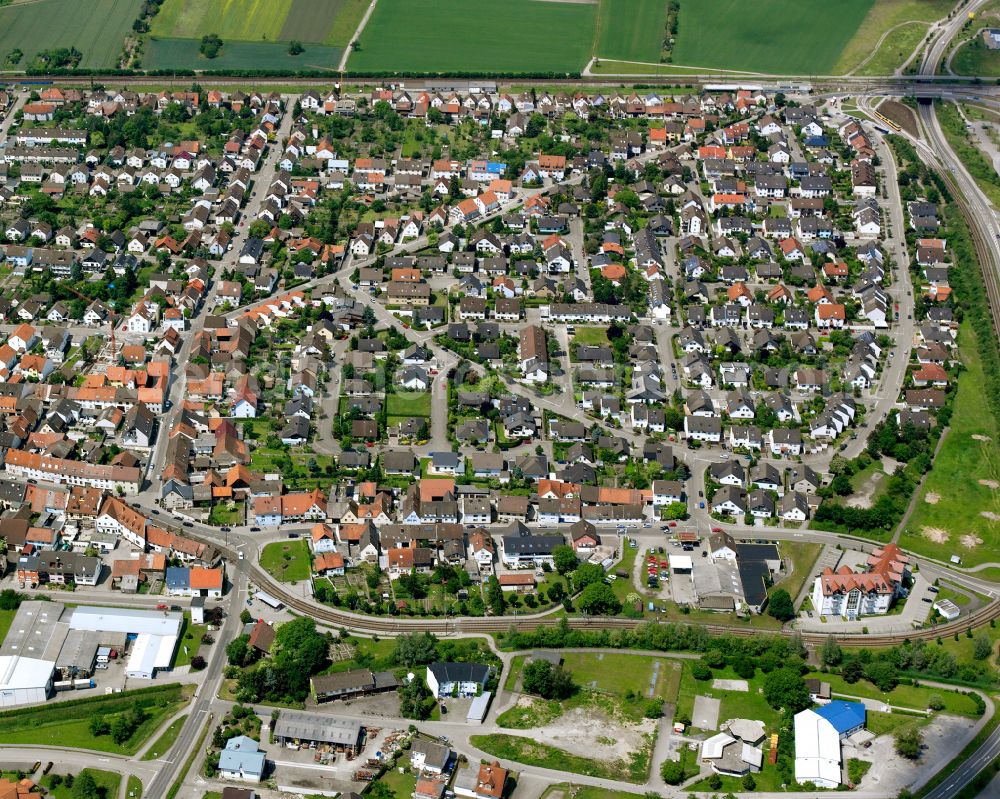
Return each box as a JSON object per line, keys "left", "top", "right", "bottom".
{"left": 339, "top": 0, "right": 379, "bottom": 71}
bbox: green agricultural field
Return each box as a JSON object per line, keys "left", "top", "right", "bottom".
{"left": 260, "top": 539, "right": 312, "bottom": 582}
{"left": 671, "top": 0, "right": 874, "bottom": 74}
{"left": 151, "top": 0, "right": 294, "bottom": 42}
{"left": 350, "top": 0, "right": 598, "bottom": 73}
{"left": 144, "top": 37, "right": 343, "bottom": 70}
{"left": 903, "top": 324, "right": 1000, "bottom": 567}
{"left": 0, "top": 0, "right": 143, "bottom": 69}
{"left": 595, "top": 0, "right": 668, "bottom": 63}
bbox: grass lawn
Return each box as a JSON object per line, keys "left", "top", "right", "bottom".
{"left": 689, "top": 759, "right": 786, "bottom": 792}
{"left": 541, "top": 785, "right": 651, "bottom": 799}
{"left": 676, "top": 662, "right": 783, "bottom": 733}
{"left": 809, "top": 672, "right": 982, "bottom": 716}
{"left": 351, "top": 0, "right": 597, "bottom": 73}
{"left": 504, "top": 655, "right": 527, "bottom": 692}
{"left": 770, "top": 542, "right": 823, "bottom": 605}
{"left": 374, "top": 766, "right": 417, "bottom": 798}
{"left": 42, "top": 768, "right": 120, "bottom": 799}
{"left": 835, "top": 0, "right": 955, "bottom": 73}
{"left": 866, "top": 708, "right": 930, "bottom": 736}
{"left": 260, "top": 539, "right": 312, "bottom": 583}
{"left": 207, "top": 502, "right": 243, "bottom": 526}
{"left": 471, "top": 732, "right": 652, "bottom": 783}
{"left": 572, "top": 327, "right": 610, "bottom": 347}
{"left": 560, "top": 652, "right": 678, "bottom": 700}
{"left": 0, "top": 609, "right": 15, "bottom": 648}
{"left": 0, "top": 684, "right": 190, "bottom": 755}
{"left": 126, "top": 776, "right": 142, "bottom": 799}
{"left": 595, "top": 0, "right": 668, "bottom": 63}
{"left": 141, "top": 714, "right": 187, "bottom": 760}
{"left": 953, "top": 35, "right": 1000, "bottom": 76}
{"left": 386, "top": 392, "right": 431, "bottom": 418}
{"left": 172, "top": 613, "right": 207, "bottom": 668}
{"left": 0, "top": 0, "right": 143, "bottom": 70}
{"left": 672, "top": 0, "right": 873, "bottom": 74}
{"left": 902, "top": 324, "right": 1000, "bottom": 566}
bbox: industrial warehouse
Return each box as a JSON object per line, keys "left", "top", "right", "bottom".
{"left": 0, "top": 600, "right": 183, "bottom": 706}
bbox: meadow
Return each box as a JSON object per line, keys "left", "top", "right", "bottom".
{"left": 260, "top": 539, "right": 313, "bottom": 582}
{"left": 835, "top": 0, "right": 957, "bottom": 74}
{"left": 0, "top": 0, "right": 143, "bottom": 69}
{"left": 671, "top": 0, "right": 874, "bottom": 74}
{"left": 350, "top": 0, "right": 598, "bottom": 73}
{"left": 903, "top": 324, "right": 1000, "bottom": 567}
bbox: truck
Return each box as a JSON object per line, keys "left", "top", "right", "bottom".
{"left": 74, "top": 678, "right": 96, "bottom": 690}
{"left": 53, "top": 680, "right": 75, "bottom": 692}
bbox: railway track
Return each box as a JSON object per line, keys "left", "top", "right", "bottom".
{"left": 231, "top": 547, "right": 1000, "bottom": 646}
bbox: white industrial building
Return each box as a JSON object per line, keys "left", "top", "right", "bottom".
{"left": 0, "top": 655, "right": 55, "bottom": 707}
{"left": 794, "top": 701, "right": 866, "bottom": 788}
{"left": 69, "top": 606, "right": 182, "bottom": 681}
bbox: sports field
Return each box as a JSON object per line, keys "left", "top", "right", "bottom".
{"left": 0, "top": 0, "right": 143, "bottom": 69}
{"left": 595, "top": 0, "right": 668, "bottom": 63}
{"left": 150, "top": 0, "right": 369, "bottom": 46}
{"left": 144, "top": 37, "right": 343, "bottom": 70}
{"left": 671, "top": 0, "right": 874, "bottom": 74}
{"left": 350, "top": 0, "right": 598, "bottom": 73}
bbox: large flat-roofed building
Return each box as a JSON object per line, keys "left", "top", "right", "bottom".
{"left": 794, "top": 701, "right": 866, "bottom": 789}
{"left": 0, "top": 600, "right": 64, "bottom": 707}
{"left": 272, "top": 710, "right": 365, "bottom": 754}
{"left": 69, "top": 606, "right": 181, "bottom": 680}
{"left": 55, "top": 628, "right": 99, "bottom": 678}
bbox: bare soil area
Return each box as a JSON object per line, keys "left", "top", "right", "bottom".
{"left": 527, "top": 703, "right": 656, "bottom": 762}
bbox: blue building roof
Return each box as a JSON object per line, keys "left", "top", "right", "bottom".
{"left": 164, "top": 566, "right": 189, "bottom": 591}
{"left": 815, "top": 700, "right": 866, "bottom": 734}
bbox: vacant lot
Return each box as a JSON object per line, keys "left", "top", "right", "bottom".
{"left": 595, "top": 0, "right": 668, "bottom": 63}
{"left": 0, "top": 0, "right": 143, "bottom": 69}
{"left": 351, "top": 0, "right": 597, "bottom": 73}
{"left": 144, "top": 37, "right": 343, "bottom": 69}
{"left": 386, "top": 392, "right": 431, "bottom": 418}
{"left": 260, "top": 539, "right": 312, "bottom": 582}
{"left": 904, "top": 325, "right": 1000, "bottom": 566}
{"left": 953, "top": 34, "right": 1000, "bottom": 76}
{"left": 672, "top": 0, "right": 873, "bottom": 74}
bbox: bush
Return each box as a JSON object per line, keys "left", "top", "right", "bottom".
{"left": 644, "top": 700, "right": 664, "bottom": 719}
{"left": 691, "top": 662, "right": 712, "bottom": 680}
{"left": 191, "top": 656, "right": 207, "bottom": 671}
{"left": 894, "top": 726, "right": 922, "bottom": 759}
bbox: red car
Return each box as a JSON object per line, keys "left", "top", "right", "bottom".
{"left": 712, "top": 527, "right": 723, "bottom": 533}
{"left": 668, "top": 521, "right": 678, "bottom": 527}
{"left": 156, "top": 603, "right": 167, "bottom": 610}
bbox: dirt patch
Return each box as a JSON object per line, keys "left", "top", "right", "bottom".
{"left": 961, "top": 534, "right": 984, "bottom": 548}
{"left": 972, "top": 434, "right": 992, "bottom": 442}
{"left": 877, "top": 100, "right": 919, "bottom": 138}
{"left": 979, "top": 479, "right": 1000, "bottom": 489}
{"left": 845, "top": 469, "right": 884, "bottom": 509}
{"left": 921, "top": 526, "right": 950, "bottom": 544}
{"left": 526, "top": 702, "right": 656, "bottom": 762}
{"left": 924, "top": 492, "right": 941, "bottom": 505}
{"left": 981, "top": 512, "right": 1000, "bottom": 522}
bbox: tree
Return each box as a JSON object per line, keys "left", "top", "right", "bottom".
{"left": 191, "top": 655, "right": 207, "bottom": 670}
{"left": 864, "top": 661, "right": 898, "bottom": 693}
{"left": 973, "top": 633, "right": 993, "bottom": 661}
{"left": 288, "top": 40, "right": 304, "bottom": 55}
{"left": 199, "top": 33, "right": 223, "bottom": 59}
{"left": 894, "top": 725, "right": 922, "bottom": 759}
{"left": 763, "top": 667, "right": 810, "bottom": 712}
{"left": 767, "top": 589, "right": 796, "bottom": 621}
{"left": 572, "top": 562, "right": 605, "bottom": 590}
{"left": 71, "top": 773, "right": 99, "bottom": 799}
{"left": 691, "top": 661, "right": 712, "bottom": 680}
{"left": 842, "top": 659, "right": 864, "bottom": 684}
{"left": 732, "top": 655, "right": 755, "bottom": 680}
{"left": 660, "top": 759, "right": 685, "bottom": 784}
{"left": 821, "top": 636, "right": 843, "bottom": 667}
{"left": 523, "top": 660, "right": 576, "bottom": 700}
{"left": 399, "top": 675, "right": 434, "bottom": 720}
{"left": 392, "top": 632, "right": 438, "bottom": 667}
{"left": 742, "top": 773, "right": 757, "bottom": 790}
{"left": 226, "top": 635, "right": 250, "bottom": 667}
{"left": 552, "top": 544, "right": 579, "bottom": 575}
{"left": 89, "top": 715, "right": 110, "bottom": 736}
{"left": 576, "top": 582, "right": 622, "bottom": 615}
